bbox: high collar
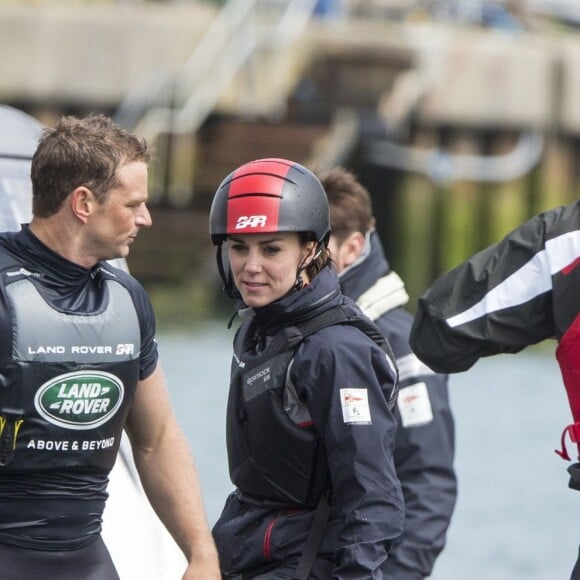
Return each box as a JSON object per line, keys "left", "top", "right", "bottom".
{"left": 238, "top": 266, "right": 342, "bottom": 336}
{"left": 0, "top": 225, "right": 107, "bottom": 313}
{"left": 338, "top": 230, "right": 391, "bottom": 302}
{"left": 7, "top": 224, "right": 97, "bottom": 286}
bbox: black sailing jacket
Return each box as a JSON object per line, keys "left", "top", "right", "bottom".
{"left": 213, "top": 265, "right": 404, "bottom": 579}
{"left": 409, "top": 201, "right": 580, "bottom": 472}
{"left": 339, "top": 231, "right": 456, "bottom": 580}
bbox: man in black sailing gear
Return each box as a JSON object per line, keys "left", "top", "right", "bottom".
{"left": 409, "top": 200, "right": 580, "bottom": 580}
{"left": 319, "top": 166, "right": 457, "bottom": 579}
{"left": 0, "top": 113, "right": 219, "bottom": 579}
{"left": 209, "top": 158, "right": 404, "bottom": 579}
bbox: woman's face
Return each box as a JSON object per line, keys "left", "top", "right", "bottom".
{"left": 227, "top": 232, "right": 314, "bottom": 308}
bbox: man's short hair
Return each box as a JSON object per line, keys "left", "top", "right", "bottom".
{"left": 31, "top": 113, "right": 151, "bottom": 217}
{"left": 317, "top": 166, "right": 375, "bottom": 243}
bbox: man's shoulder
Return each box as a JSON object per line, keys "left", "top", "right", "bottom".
{"left": 374, "top": 308, "right": 412, "bottom": 351}
{"left": 97, "top": 262, "right": 148, "bottom": 298}
{"left": 0, "top": 232, "right": 26, "bottom": 271}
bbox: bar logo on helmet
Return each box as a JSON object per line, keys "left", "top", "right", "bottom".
{"left": 235, "top": 215, "right": 267, "bottom": 230}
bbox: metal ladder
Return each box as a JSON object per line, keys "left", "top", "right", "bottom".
{"left": 114, "top": 0, "right": 317, "bottom": 145}
{"left": 114, "top": 0, "right": 317, "bottom": 204}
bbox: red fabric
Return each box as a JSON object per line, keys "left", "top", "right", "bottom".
{"left": 555, "top": 313, "right": 580, "bottom": 460}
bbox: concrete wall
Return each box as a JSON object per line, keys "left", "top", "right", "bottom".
{"left": 2, "top": 6, "right": 580, "bottom": 134}
{"left": 413, "top": 25, "right": 556, "bottom": 130}
{"left": 307, "top": 20, "right": 580, "bottom": 133}
{"left": 0, "top": 3, "right": 217, "bottom": 107}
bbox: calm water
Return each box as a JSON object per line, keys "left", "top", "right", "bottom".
{"left": 158, "top": 323, "right": 580, "bottom": 580}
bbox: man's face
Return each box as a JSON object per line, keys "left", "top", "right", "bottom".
{"left": 86, "top": 161, "right": 152, "bottom": 262}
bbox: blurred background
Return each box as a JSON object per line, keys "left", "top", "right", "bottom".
{"left": 3, "top": 1, "right": 580, "bottom": 578}
{"left": 5, "top": 0, "right": 580, "bottom": 326}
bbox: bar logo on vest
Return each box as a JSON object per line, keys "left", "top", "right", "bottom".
{"left": 34, "top": 370, "right": 124, "bottom": 430}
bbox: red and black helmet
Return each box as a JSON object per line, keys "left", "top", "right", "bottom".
{"left": 209, "top": 158, "right": 330, "bottom": 246}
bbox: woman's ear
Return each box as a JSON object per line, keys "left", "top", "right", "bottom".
{"left": 301, "top": 240, "right": 317, "bottom": 266}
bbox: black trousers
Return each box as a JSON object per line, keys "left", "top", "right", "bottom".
{"left": 0, "top": 535, "right": 120, "bottom": 580}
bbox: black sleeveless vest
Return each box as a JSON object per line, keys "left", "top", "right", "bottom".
{"left": 0, "top": 271, "right": 141, "bottom": 471}
{"left": 227, "top": 296, "right": 397, "bottom": 507}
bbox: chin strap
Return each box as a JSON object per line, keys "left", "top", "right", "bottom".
{"left": 216, "top": 245, "right": 239, "bottom": 299}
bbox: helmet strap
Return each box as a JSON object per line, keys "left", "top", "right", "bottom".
{"left": 216, "top": 245, "right": 239, "bottom": 299}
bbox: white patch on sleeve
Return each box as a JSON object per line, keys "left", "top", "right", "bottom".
{"left": 397, "top": 382, "right": 433, "bottom": 428}
{"left": 340, "top": 388, "right": 372, "bottom": 425}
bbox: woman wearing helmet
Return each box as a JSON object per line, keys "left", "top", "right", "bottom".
{"left": 209, "top": 158, "right": 404, "bottom": 579}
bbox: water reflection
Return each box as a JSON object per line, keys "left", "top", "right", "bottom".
{"left": 158, "top": 323, "right": 233, "bottom": 525}
{"left": 158, "top": 326, "right": 580, "bottom": 580}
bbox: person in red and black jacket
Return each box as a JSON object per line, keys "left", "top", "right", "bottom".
{"left": 409, "top": 200, "right": 580, "bottom": 580}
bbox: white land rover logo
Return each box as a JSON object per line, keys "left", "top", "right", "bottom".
{"left": 34, "top": 370, "right": 124, "bottom": 430}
